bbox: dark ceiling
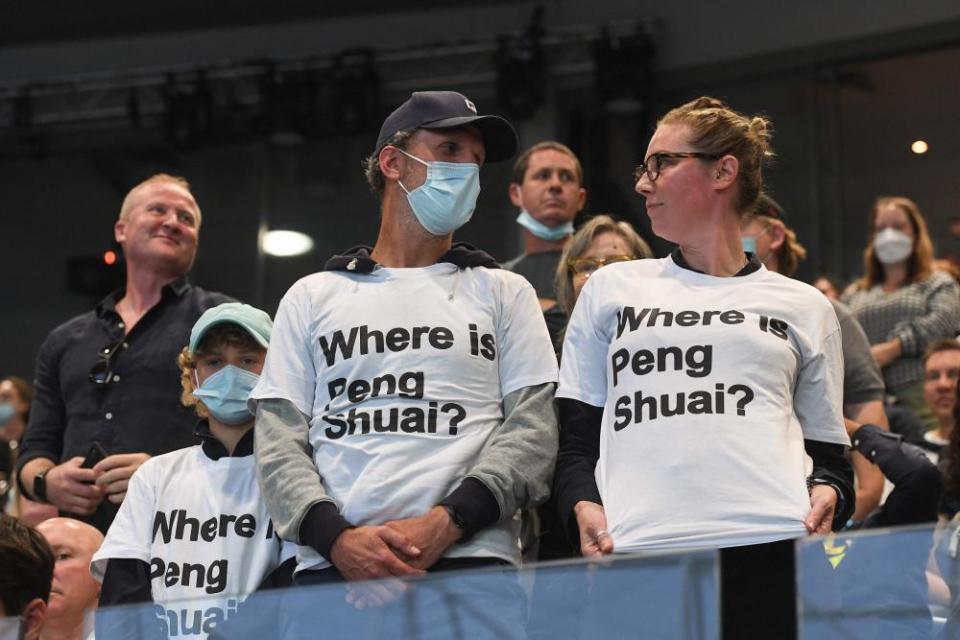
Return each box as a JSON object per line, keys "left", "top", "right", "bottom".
{"left": 1, "top": 1, "right": 509, "bottom": 46}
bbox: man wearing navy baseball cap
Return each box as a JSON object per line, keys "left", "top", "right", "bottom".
{"left": 250, "top": 91, "right": 559, "bottom": 601}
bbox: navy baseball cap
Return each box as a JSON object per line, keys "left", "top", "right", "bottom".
{"left": 374, "top": 91, "right": 518, "bottom": 163}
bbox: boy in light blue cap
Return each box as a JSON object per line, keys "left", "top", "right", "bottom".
{"left": 91, "top": 302, "right": 294, "bottom": 639}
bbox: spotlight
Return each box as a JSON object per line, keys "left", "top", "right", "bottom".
{"left": 495, "top": 5, "right": 547, "bottom": 120}
{"left": 68, "top": 245, "right": 124, "bottom": 298}
{"left": 261, "top": 230, "right": 315, "bottom": 257}
{"left": 911, "top": 140, "right": 928, "bottom": 154}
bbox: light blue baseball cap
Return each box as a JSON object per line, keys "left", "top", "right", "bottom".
{"left": 189, "top": 302, "right": 272, "bottom": 353}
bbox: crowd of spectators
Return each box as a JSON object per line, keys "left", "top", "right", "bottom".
{"left": 2, "top": 89, "right": 960, "bottom": 640}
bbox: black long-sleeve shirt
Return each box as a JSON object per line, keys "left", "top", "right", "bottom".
{"left": 16, "top": 278, "right": 231, "bottom": 532}
{"left": 554, "top": 397, "right": 856, "bottom": 542}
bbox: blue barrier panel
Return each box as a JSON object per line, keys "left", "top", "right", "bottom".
{"left": 0, "top": 617, "right": 21, "bottom": 640}
{"left": 90, "top": 549, "right": 718, "bottom": 639}
{"left": 796, "top": 523, "right": 940, "bottom": 640}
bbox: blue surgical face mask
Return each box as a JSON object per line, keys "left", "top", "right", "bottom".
{"left": 398, "top": 149, "right": 481, "bottom": 236}
{"left": 192, "top": 365, "right": 260, "bottom": 425}
{"left": 0, "top": 402, "right": 16, "bottom": 426}
{"left": 516, "top": 210, "right": 574, "bottom": 241}
{"left": 741, "top": 236, "right": 757, "bottom": 254}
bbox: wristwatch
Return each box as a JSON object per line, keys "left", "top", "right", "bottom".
{"left": 808, "top": 477, "right": 846, "bottom": 524}
{"left": 33, "top": 468, "right": 49, "bottom": 503}
{"left": 441, "top": 504, "right": 467, "bottom": 531}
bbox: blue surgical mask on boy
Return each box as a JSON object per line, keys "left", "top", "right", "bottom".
{"left": 192, "top": 365, "right": 260, "bottom": 425}
{"left": 516, "top": 210, "right": 574, "bottom": 241}
{"left": 0, "top": 402, "right": 16, "bottom": 426}
{"left": 397, "top": 149, "right": 481, "bottom": 236}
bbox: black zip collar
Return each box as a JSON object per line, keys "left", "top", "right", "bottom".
{"left": 670, "top": 248, "right": 762, "bottom": 277}
{"left": 193, "top": 420, "right": 255, "bottom": 460}
{"left": 323, "top": 242, "right": 499, "bottom": 274}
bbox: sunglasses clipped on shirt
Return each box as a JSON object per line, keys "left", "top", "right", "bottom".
{"left": 568, "top": 255, "right": 636, "bottom": 277}
{"left": 89, "top": 339, "right": 128, "bottom": 386}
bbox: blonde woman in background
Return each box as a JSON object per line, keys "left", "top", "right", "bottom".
{"left": 554, "top": 215, "right": 653, "bottom": 320}
{"left": 528, "top": 215, "right": 651, "bottom": 563}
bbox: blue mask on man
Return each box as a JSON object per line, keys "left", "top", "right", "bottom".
{"left": 192, "top": 365, "right": 260, "bottom": 425}
{"left": 516, "top": 210, "right": 574, "bottom": 241}
{"left": 398, "top": 149, "right": 481, "bottom": 236}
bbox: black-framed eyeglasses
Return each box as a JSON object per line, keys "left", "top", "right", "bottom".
{"left": 89, "top": 339, "right": 128, "bottom": 386}
{"left": 568, "top": 255, "right": 636, "bottom": 277}
{"left": 633, "top": 152, "right": 722, "bottom": 183}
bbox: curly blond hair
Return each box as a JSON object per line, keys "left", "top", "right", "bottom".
{"left": 178, "top": 323, "right": 264, "bottom": 418}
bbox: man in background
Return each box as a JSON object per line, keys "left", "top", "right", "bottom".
{"left": 18, "top": 174, "right": 232, "bottom": 532}
{"left": 36, "top": 518, "right": 103, "bottom": 640}
{"left": 503, "top": 141, "right": 586, "bottom": 311}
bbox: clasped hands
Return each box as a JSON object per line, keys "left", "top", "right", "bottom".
{"left": 329, "top": 506, "right": 462, "bottom": 608}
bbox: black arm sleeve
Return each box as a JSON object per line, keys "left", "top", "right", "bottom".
{"left": 851, "top": 424, "right": 942, "bottom": 526}
{"left": 804, "top": 439, "right": 856, "bottom": 530}
{"left": 15, "top": 334, "right": 67, "bottom": 496}
{"left": 99, "top": 558, "right": 154, "bottom": 606}
{"left": 96, "top": 558, "right": 166, "bottom": 640}
{"left": 255, "top": 556, "right": 297, "bottom": 591}
{"left": 554, "top": 398, "right": 604, "bottom": 543}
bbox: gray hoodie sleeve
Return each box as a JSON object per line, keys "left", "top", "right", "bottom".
{"left": 256, "top": 382, "right": 558, "bottom": 549}
{"left": 254, "top": 398, "right": 349, "bottom": 549}
{"left": 439, "top": 381, "right": 558, "bottom": 537}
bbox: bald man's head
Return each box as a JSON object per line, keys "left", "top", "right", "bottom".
{"left": 36, "top": 518, "right": 103, "bottom": 628}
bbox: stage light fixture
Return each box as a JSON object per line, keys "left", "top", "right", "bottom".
{"left": 495, "top": 6, "right": 547, "bottom": 120}
{"left": 331, "top": 49, "right": 380, "bottom": 135}
{"left": 594, "top": 25, "right": 655, "bottom": 114}
{"left": 257, "top": 66, "right": 317, "bottom": 146}
{"left": 162, "top": 72, "right": 213, "bottom": 148}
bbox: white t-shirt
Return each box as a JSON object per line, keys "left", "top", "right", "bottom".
{"left": 251, "top": 262, "right": 558, "bottom": 571}
{"left": 557, "top": 256, "right": 848, "bottom": 552}
{"left": 91, "top": 446, "right": 293, "bottom": 638}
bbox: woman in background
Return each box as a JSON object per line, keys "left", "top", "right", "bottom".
{"left": 0, "top": 376, "right": 56, "bottom": 523}
{"left": 554, "top": 215, "right": 653, "bottom": 319}
{"left": 842, "top": 196, "right": 960, "bottom": 427}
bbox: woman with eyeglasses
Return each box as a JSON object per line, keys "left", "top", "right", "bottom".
{"left": 554, "top": 215, "right": 653, "bottom": 320}
{"left": 525, "top": 215, "right": 651, "bottom": 564}
{"left": 553, "top": 97, "right": 852, "bottom": 639}
{"left": 841, "top": 197, "right": 960, "bottom": 429}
